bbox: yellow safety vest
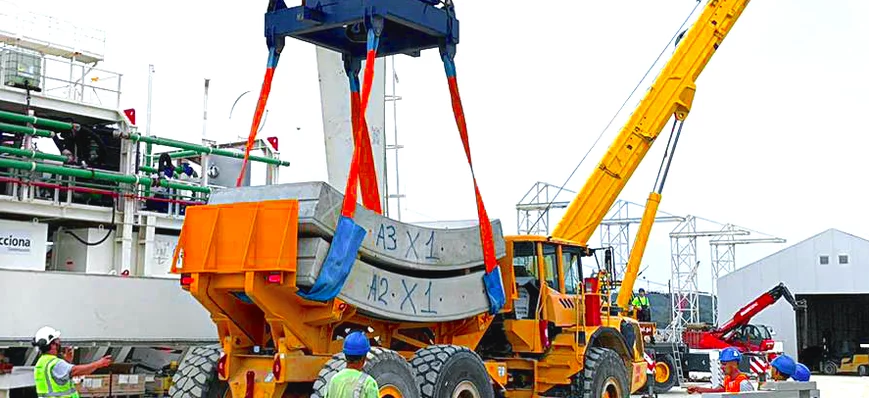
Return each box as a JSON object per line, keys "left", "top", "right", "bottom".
{"left": 632, "top": 296, "right": 650, "bottom": 308}
{"left": 34, "top": 354, "right": 80, "bottom": 398}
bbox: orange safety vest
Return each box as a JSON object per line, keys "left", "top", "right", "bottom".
{"left": 723, "top": 373, "right": 750, "bottom": 392}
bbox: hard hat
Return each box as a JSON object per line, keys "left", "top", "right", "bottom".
{"left": 343, "top": 331, "right": 371, "bottom": 357}
{"left": 638, "top": 288, "right": 646, "bottom": 293}
{"left": 32, "top": 326, "right": 61, "bottom": 347}
{"left": 719, "top": 347, "right": 742, "bottom": 363}
{"left": 770, "top": 354, "right": 797, "bottom": 376}
{"left": 792, "top": 363, "right": 811, "bottom": 382}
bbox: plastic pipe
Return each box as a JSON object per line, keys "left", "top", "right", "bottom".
{"left": 0, "top": 110, "right": 79, "bottom": 132}
{"left": 120, "top": 132, "right": 289, "bottom": 166}
{"left": 168, "top": 150, "right": 199, "bottom": 159}
{"left": 0, "top": 157, "right": 211, "bottom": 194}
{"left": 139, "top": 165, "right": 181, "bottom": 177}
{"left": 0, "top": 122, "right": 55, "bottom": 138}
{"left": 0, "top": 146, "right": 67, "bottom": 162}
{"left": 0, "top": 176, "right": 205, "bottom": 206}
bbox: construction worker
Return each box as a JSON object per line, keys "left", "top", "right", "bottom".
{"left": 769, "top": 354, "right": 797, "bottom": 381}
{"left": 32, "top": 326, "right": 113, "bottom": 398}
{"left": 686, "top": 347, "right": 754, "bottom": 393}
{"left": 325, "top": 331, "right": 378, "bottom": 398}
{"left": 631, "top": 288, "right": 651, "bottom": 322}
{"left": 793, "top": 363, "right": 811, "bottom": 382}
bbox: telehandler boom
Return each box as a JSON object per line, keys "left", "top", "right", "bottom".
{"left": 169, "top": 1, "right": 754, "bottom": 397}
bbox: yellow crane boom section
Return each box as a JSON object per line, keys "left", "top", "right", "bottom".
{"left": 551, "top": 0, "right": 751, "bottom": 250}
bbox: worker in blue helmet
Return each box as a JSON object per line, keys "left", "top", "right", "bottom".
{"left": 792, "top": 363, "right": 811, "bottom": 382}
{"left": 325, "top": 331, "right": 379, "bottom": 398}
{"left": 769, "top": 354, "right": 797, "bottom": 381}
{"left": 687, "top": 347, "right": 754, "bottom": 393}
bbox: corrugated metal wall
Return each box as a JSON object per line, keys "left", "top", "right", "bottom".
{"left": 717, "top": 229, "right": 869, "bottom": 358}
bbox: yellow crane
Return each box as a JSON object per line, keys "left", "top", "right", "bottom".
{"left": 168, "top": 0, "right": 754, "bottom": 397}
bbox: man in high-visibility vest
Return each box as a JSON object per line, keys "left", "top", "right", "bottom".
{"left": 325, "top": 331, "right": 379, "bottom": 398}
{"left": 686, "top": 347, "right": 754, "bottom": 393}
{"left": 631, "top": 288, "right": 651, "bottom": 322}
{"left": 31, "top": 326, "right": 113, "bottom": 398}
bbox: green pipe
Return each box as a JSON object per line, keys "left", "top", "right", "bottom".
{"left": 0, "top": 122, "right": 55, "bottom": 138}
{"left": 0, "top": 146, "right": 67, "bottom": 162}
{"left": 139, "top": 165, "right": 181, "bottom": 177}
{"left": 124, "top": 133, "right": 289, "bottom": 166}
{"left": 169, "top": 150, "right": 198, "bottom": 159}
{"left": 0, "top": 110, "right": 79, "bottom": 132}
{"left": 0, "top": 157, "right": 211, "bottom": 194}
{"left": 144, "top": 141, "right": 153, "bottom": 197}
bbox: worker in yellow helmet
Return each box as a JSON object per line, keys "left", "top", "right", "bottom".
{"left": 325, "top": 331, "right": 379, "bottom": 398}
{"left": 31, "top": 326, "right": 113, "bottom": 398}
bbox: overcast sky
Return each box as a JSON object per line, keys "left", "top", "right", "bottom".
{"left": 10, "top": 0, "right": 869, "bottom": 292}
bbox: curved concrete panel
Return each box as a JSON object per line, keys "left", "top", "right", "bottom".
{"left": 209, "top": 181, "right": 506, "bottom": 272}
{"left": 295, "top": 238, "right": 491, "bottom": 322}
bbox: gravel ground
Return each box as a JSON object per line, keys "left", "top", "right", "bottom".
{"left": 631, "top": 375, "right": 869, "bottom": 397}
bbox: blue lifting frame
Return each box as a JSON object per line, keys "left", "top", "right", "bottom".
{"left": 264, "top": 0, "right": 459, "bottom": 62}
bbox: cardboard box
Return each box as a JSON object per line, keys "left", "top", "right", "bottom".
{"left": 73, "top": 373, "right": 146, "bottom": 396}
{"left": 73, "top": 375, "right": 111, "bottom": 396}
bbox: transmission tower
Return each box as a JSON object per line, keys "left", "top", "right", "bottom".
{"left": 667, "top": 216, "right": 749, "bottom": 342}
{"left": 599, "top": 199, "right": 684, "bottom": 280}
{"left": 515, "top": 182, "right": 575, "bottom": 235}
{"left": 709, "top": 224, "right": 785, "bottom": 324}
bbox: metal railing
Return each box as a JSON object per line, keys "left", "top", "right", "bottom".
{"left": 0, "top": 45, "right": 122, "bottom": 109}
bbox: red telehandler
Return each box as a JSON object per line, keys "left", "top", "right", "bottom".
{"left": 683, "top": 282, "right": 807, "bottom": 353}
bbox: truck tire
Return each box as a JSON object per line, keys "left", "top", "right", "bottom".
{"left": 642, "top": 353, "right": 677, "bottom": 393}
{"left": 312, "top": 347, "right": 419, "bottom": 398}
{"left": 858, "top": 365, "right": 868, "bottom": 377}
{"left": 410, "top": 345, "right": 494, "bottom": 398}
{"left": 169, "top": 345, "right": 228, "bottom": 398}
{"left": 579, "top": 347, "right": 629, "bottom": 398}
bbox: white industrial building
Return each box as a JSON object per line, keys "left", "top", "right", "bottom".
{"left": 717, "top": 228, "right": 869, "bottom": 370}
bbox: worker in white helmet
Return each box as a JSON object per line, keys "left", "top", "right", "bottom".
{"left": 31, "top": 326, "right": 113, "bottom": 398}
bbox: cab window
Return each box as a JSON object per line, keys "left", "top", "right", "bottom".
{"left": 542, "top": 243, "right": 559, "bottom": 290}
{"left": 512, "top": 241, "right": 537, "bottom": 279}
{"left": 562, "top": 247, "right": 583, "bottom": 294}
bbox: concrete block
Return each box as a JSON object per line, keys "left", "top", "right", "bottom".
{"left": 208, "top": 181, "right": 507, "bottom": 272}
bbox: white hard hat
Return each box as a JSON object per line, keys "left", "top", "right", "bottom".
{"left": 33, "top": 326, "right": 61, "bottom": 347}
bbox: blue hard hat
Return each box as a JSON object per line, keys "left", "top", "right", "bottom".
{"left": 720, "top": 347, "right": 742, "bottom": 363}
{"left": 343, "top": 331, "right": 371, "bottom": 357}
{"left": 770, "top": 355, "right": 797, "bottom": 376}
{"left": 792, "top": 363, "right": 811, "bottom": 382}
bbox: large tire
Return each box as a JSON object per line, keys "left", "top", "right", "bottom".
{"left": 641, "top": 353, "right": 677, "bottom": 393}
{"left": 410, "top": 345, "right": 494, "bottom": 398}
{"left": 821, "top": 360, "right": 838, "bottom": 375}
{"left": 169, "top": 345, "right": 228, "bottom": 398}
{"left": 312, "top": 347, "right": 419, "bottom": 398}
{"left": 858, "top": 365, "right": 868, "bottom": 377}
{"left": 579, "top": 347, "right": 629, "bottom": 398}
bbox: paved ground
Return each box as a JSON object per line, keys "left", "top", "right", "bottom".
{"left": 631, "top": 375, "right": 869, "bottom": 397}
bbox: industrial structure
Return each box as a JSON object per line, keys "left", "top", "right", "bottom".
{"left": 718, "top": 228, "right": 869, "bottom": 375}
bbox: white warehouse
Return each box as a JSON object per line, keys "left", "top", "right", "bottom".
{"left": 717, "top": 228, "right": 869, "bottom": 372}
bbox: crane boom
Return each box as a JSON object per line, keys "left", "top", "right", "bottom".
{"left": 551, "top": 0, "right": 751, "bottom": 246}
